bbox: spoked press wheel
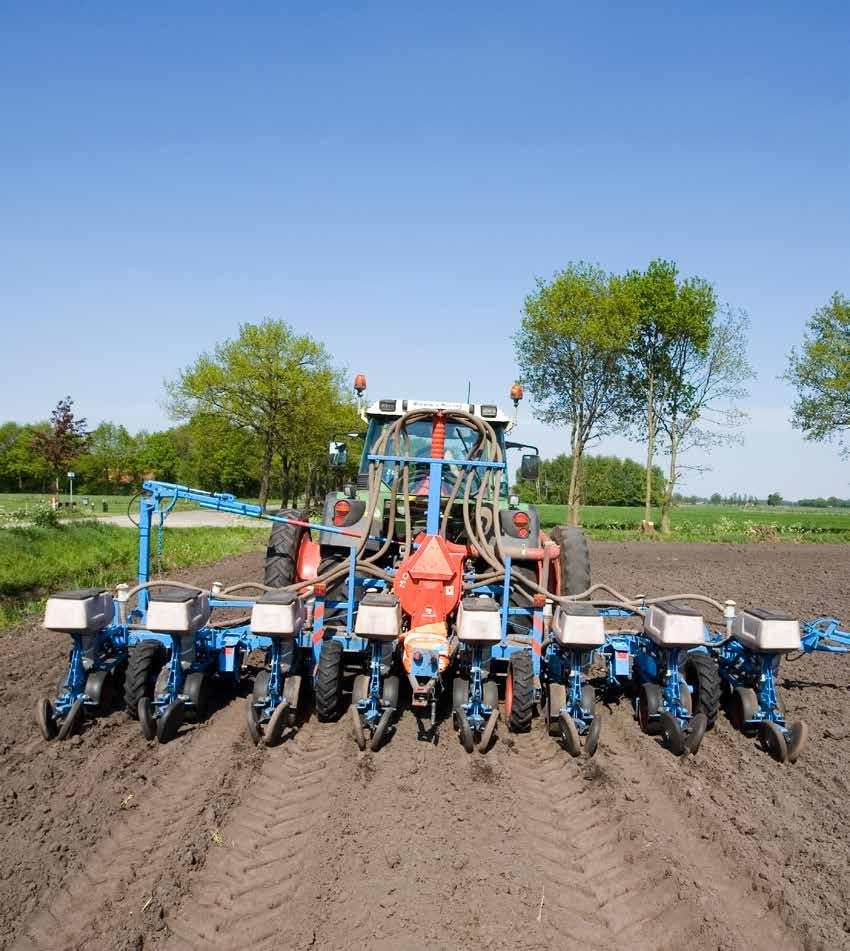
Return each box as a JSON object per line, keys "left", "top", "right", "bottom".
{"left": 315, "top": 640, "right": 344, "bottom": 721}
{"left": 35, "top": 698, "right": 58, "bottom": 740}
{"left": 506, "top": 652, "right": 534, "bottom": 733}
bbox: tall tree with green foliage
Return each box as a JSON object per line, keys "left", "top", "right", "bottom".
{"left": 30, "top": 397, "right": 89, "bottom": 493}
{"left": 784, "top": 292, "right": 850, "bottom": 454}
{"left": 514, "top": 262, "right": 637, "bottom": 525}
{"left": 623, "top": 260, "right": 715, "bottom": 531}
{"left": 656, "top": 306, "right": 753, "bottom": 533}
{"left": 167, "top": 319, "right": 348, "bottom": 508}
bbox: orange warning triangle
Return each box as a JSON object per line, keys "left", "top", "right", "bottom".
{"left": 408, "top": 536, "right": 455, "bottom": 580}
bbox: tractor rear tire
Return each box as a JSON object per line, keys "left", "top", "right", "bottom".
{"left": 550, "top": 526, "right": 591, "bottom": 597}
{"left": 315, "top": 640, "right": 344, "bottom": 721}
{"left": 124, "top": 641, "right": 166, "bottom": 719}
{"left": 264, "top": 509, "right": 306, "bottom": 588}
{"left": 506, "top": 652, "right": 535, "bottom": 733}
{"left": 680, "top": 650, "right": 720, "bottom": 728}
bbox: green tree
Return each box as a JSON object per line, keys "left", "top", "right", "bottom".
{"left": 138, "top": 430, "right": 181, "bottom": 482}
{"left": 767, "top": 492, "right": 782, "bottom": 506}
{"left": 785, "top": 292, "right": 850, "bottom": 454}
{"left": 79, "top": 422, "right": 138, "bottom": 491}
{"left": 514, "top": 262, "right": 637, "bottom": 525}
{"left": 657, "top": 306, "right": 753, "bottom": 533}
{"left": 167, "top": 319, "right": 343, "bottom": 508}
{"left": 623, "top": 260, "right": 715, "bottom": 531}
{"left": 30, "top": 397, "right": 89, "bottom": 493}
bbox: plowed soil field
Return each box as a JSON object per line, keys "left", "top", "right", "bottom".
{"left": 2, "top": 543, "right": 849, "bottom": 951}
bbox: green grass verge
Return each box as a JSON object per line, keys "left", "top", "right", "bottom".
{"left": 535, "top": 504, "right": 850, "bottom": 542}
{"left": 0, "top": 522, "right": 267, "bottom": 627}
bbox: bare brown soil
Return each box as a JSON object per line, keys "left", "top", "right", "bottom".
{"left": 1, "top": 542, "right": 849, "bottom": 951}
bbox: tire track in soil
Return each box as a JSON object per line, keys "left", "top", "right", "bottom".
{"left": 511, "top": 701, "right": 800, "bottom": 951}
{"left": 12, "top": 699, "right": 261, "bottom": 951}
{"left": 160, "top": 701, "right": 800, "bottom": 951}
{"left": 160, "top": 715, "right": 350, "bottom": 951}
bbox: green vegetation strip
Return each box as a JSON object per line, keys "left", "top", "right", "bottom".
{"left": 0, "top": 522, "right": 267, "bottom": 627}
{"left": 536, "top": 504, "right": 850, "bottom": 543}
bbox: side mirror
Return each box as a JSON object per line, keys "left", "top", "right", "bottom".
{"left": 328, "top": 440, "right": 348, "bottom": 468}
{"left": 519, "top": 453, "right": 540, "bottom": 482}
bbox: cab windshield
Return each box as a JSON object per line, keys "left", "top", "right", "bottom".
{"left": 360, "top": 417, "right": 506, "bottom": 497}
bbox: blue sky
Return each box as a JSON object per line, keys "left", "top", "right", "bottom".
{"left": 1, "top": 1, "right": 848, "bottom": 498}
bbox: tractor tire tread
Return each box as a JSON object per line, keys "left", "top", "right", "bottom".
{"left": 264, "top": 509, "right": 305, "bottom": 588}
{"left": 315, "top": 639, "right": 344, "bottom": 722}
{"left": 680, "top": 650, "right": 721, "bottom": 728}
{"left": 551, "top": 525, "right": 591, "bottom": 597}
{"left": 124, "top": 640, "right": 166, "bottom": 719}
{"left": 508, "top": 652, "right": 535, "bottom": 733}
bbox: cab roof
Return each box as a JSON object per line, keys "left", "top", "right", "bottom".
{"left": 365, "top": 399, "right": 511, "bottom": 424}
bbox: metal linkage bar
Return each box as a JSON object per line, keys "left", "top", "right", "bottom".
{"left": 800, "top": 618, "right": 850, "bottom": 654}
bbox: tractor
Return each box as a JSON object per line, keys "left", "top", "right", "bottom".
{"left": 262, "top": 378, "right": 592, "bottom": 751}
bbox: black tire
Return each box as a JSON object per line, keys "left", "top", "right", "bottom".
{"left": 317, "top": 553, "right": 352, "bottom": 625}
{"left": 659, "top": 711, "right": 686, "bottom": 756}
{"left": 506, "top": 652, "right": 534, "bottom": 733}
{"left": 315, "top": 639, "right": 344, "bottom": 721}
{"left": 638, "top": 682, "right": 663, "bottom": 735}
{"left": 183, "top": 671, "right": 210, "bottom": 720}
{"left": 679, "top": 650, "right": 721, "bottom": 728}
{"left": 124, "top": 641, "right": 166, "bottom": 719}
{"left": 264, "top": 509, "right": 306, "bottom": 588}
{"left": 729, "top": 686, "right": 759, "bottom": 734}
{"left": 550, "top": 526, "right": 591, "bottom": 597}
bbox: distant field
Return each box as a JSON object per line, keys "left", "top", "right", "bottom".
{"left": 536, "top": 504, "right": 850, "bottom": 542}
{"left": 0, "top": 493, "right": 202, "bottom": 520}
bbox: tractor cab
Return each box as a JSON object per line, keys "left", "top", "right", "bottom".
{"left": 358, "top": 400, "right": 513, "bottom": 497}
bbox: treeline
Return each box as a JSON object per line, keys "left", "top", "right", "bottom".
{"left": 1, "top": 319, "right": 362, "bottom": 509}
{"left": 514, "top": 454, "right": 666, "bottom": 507}
{"left": 0, "top": 414, "right": 357, "bottom": 507}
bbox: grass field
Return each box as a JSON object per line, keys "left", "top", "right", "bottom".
{"left": 536, "top": 503, "right": 850, "bottom": 542}
{"left": 0, "top": 522, "right": 267, "bottom": 626}
{"left": 0, "top": 493, "right": 200, "bottom": 520}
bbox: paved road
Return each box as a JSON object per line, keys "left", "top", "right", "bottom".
{"left": 94, "top": 509, "right": 256, "bottom": 528}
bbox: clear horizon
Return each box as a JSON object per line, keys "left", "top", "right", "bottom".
{"left": 1, "top": 2, "right": 847, "bottom": 498}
